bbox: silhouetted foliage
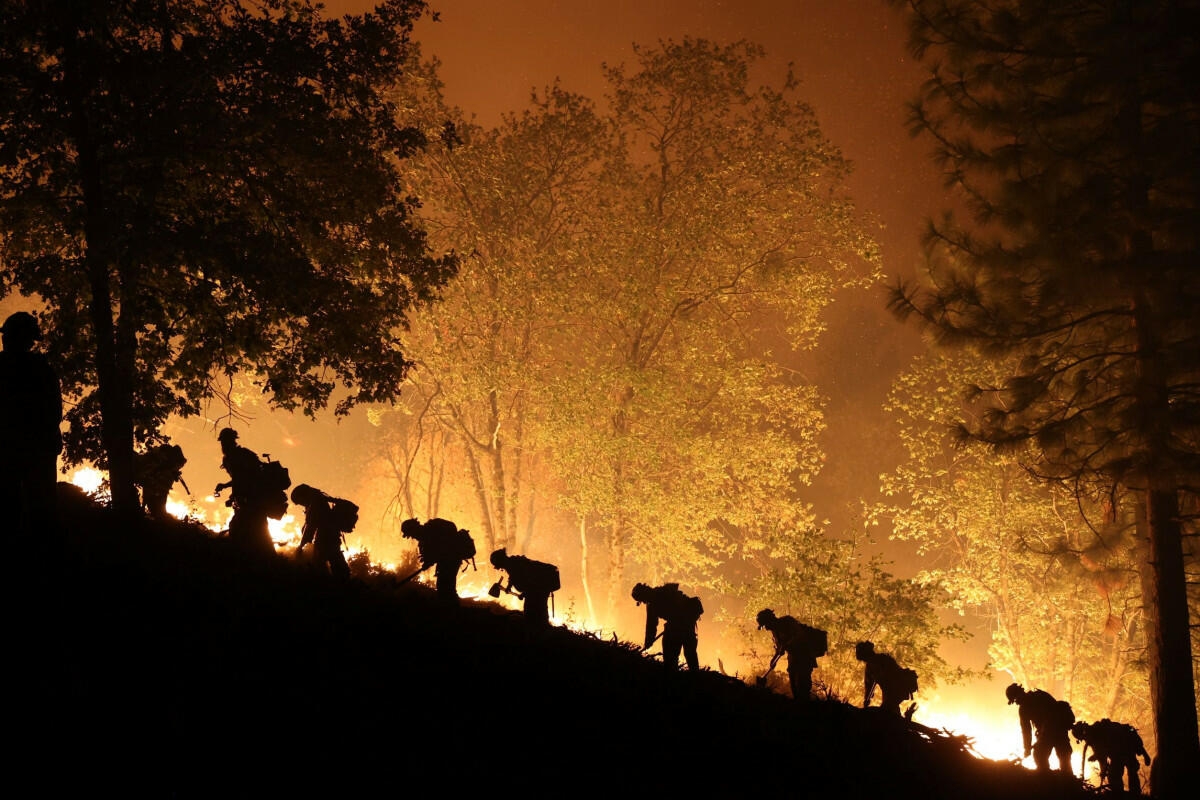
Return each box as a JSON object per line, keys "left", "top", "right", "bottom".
{"left": 0, "top": 0, "right": 454, "bottom": 513}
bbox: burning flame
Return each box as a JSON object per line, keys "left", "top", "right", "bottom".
{"left": 69, "top": 466, "right": 107, "bottom": 498}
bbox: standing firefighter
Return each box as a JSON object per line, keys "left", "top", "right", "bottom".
{"left": 631, "top": 582, "right": 703, "bottom": 672}
{"left": 1072, "top": 719, "right": 1151, "bottom": 794}
{"left": 133, "top": 443, "right": 188, "bottom": 520}
{"left": 489, "top": 548, "right": 561, "bottom": 626}
{"left": 756, "top": 609, "right": 827, "bottom": 701}
{"left": 856, "top": 641, "right": 918, "bottom": 716}
{"left": 291, "top": 484, "right": 355, "bottom": 581}
{"left": 214, "top": 428, "right": 288, "bottom": 557}
{"left": 0, "top": 311, "right": 63, "bottom": 542}
{"left": 1006, "top": 683, "right": 1074, "bottom": 774}
{"left": 400, "top": 517, "right": 475, "bottom": 605}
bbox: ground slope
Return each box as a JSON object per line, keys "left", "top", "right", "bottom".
{"left": 8, "top": 492, "right": 1093, "bottom": 798}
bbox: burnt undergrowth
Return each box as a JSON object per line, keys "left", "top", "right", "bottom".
{"left": 7, "top": 488, "right": 1094, "bottom": 798}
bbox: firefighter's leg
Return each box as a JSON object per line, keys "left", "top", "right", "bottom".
{"left": 1032, "top": 739, "right": 1052, "bottom": 771}
{"left": 683, "top": 634, "right": 699, "bottom": 672}
{"left": 662, "top": 630, "right": 682, "bottom": 670}
{"left": 1054, "top": 737, "right": 1073, "bottom": 774}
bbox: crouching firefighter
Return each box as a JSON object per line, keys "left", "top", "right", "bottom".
{"left": 291, "top": 484, "right": 356, "bottom": 581}
{"left": 489, "top": 548, "right": 561, "bottom": 626}
{"left": 756, "top": 609, "right": 827, "bottom": 701}
{"left": 1071, "top": 718, "right": 1150, "bottom": 794}
{"left": 400, "top": 517, "right": 476, "bottom": 605}
{"left": 632, "top": 582, "right": 704, "bottom": 672}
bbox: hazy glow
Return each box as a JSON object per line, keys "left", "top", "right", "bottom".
{"left": 68, "top": 466, "right": 107, "bottom": 497}
{"left": 917, "top": 695, "right": 1090, "bottom": 778}
{"left": 917, "top": 701, "right": 1023, "bottom": 762}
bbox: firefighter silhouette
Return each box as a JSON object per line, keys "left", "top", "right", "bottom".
{"left": 134, "top": 443, "right": 188, "bottom": 519}
{"left": 1072, "top": 718, "right": 1151, "bottom": 794}
{"left": 756, "top": 609, "right": 827, "bottom": 701}
{"left": 400, "top": 517, "right": 475, "bottom": 604}
{"left": 1006, "top": 683, "right": 1074, "bottom": 773}
{"left": 632, "top": 582, "right": 703, "bottom": 672}
{"left": 0, "top": 311, "right": 63, "bottom": 542}
{"left": 489, "top": 548, "right": 560, "bottom": 625}
{"left": 856, "top": 641, "right": 917, "bottom": 715}
{"left": 291, "top": 484, "right": 350, "bottom": 581}
{"left": 213, "top": 428, "right": 275, "bottom": 556}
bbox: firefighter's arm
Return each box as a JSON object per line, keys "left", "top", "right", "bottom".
{"left": 643, "top": 609, "right": 659, "bottom": 650}
{"left": 863, "top": 669, "right": 875, "bottom": 707}
{"left": 298, "top": 519, "right": 314, "bottom": 549}
{"left": 1020, "top": 710, "right": 1033, "bottom": 756}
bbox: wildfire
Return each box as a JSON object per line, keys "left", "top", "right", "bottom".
{"left": 68, "top": 466, "right": 107, "bottom": 498}
{"left": 915, "top": 692, "right": 1093, "bottom": 780}
{"left": 917, "top": 700, "right": 1023, "bottom": 761}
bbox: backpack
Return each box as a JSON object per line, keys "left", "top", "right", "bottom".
{"left": 802, "top": 624, "right": 828, "bottom": 659}
{"left": 328, "top": 497, "right": 359, "bottom": 533}
{"left": 1054, "top": 699, "right": 1075, "bottom": 729}
{"left": 661, "top": 585, "right": 702, "bottom": 622}
{"left": 263, "top": 490, "right": 288, "bottom": 520}
{"left": 897, "top": 667, "right": 919, "bottom": 701}
{"left": 517, "top": 558, "right": 560, "bottom": 594}
{"left": 255, "top": 458, "right": 291, "bottom": 520}
{"left": 258, "top": 457, "right": 292, "bottom": 494}
{"left": 453, "top": 527, "right": 476, "bottom": 561}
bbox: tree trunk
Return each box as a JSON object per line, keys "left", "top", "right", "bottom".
{"left": 578, "top": 514, "right": 596, "bottom": 623}
{"left": 1141, "top": 486, "right": 1200, "bottom": 798}
{"left": 464, "top": 443, "right": 497, "bottom": 554}
{"left": 65, "top": 27, "right": 139, "bottom": 517}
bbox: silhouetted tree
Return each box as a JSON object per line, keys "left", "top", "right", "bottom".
{"left": 0, "top": 0, "right": 453, "bottom": 513}
{"left": 888, "top": 2, "right": 1200, "bottom": 794}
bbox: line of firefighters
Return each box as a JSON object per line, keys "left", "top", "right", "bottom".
{"left": 394, "top": 506, "right": 1152, "bottom": 795}
{"left": 0, "top": 306, "right": 1150, "bottom": 799}
{"left": 143, "top": 425, "right": 1154, "bottom": 796}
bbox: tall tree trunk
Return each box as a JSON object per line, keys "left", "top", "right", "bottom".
{"left": 1142, "top": 486, "right": 1200, "bottom": 798}
{"left": 65, "top": 27, "right": 139, "bottom": 517}
{"left": 464, "top": 443, "right": 497, "bottom": 554}
{"left": 578, "top": 514, "right": 596, "bottom": 623}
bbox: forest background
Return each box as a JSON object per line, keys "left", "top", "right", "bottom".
{"left": 2, "top": 0, "right": 1193, "bottom": 769}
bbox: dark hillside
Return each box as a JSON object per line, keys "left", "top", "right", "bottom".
{"left": 10, "top": 489, "right": 1094, "bottom": 798}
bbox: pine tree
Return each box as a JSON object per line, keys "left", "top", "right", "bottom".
{"left": 887, "top": 2, "right": 1200, "bottom": 794}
